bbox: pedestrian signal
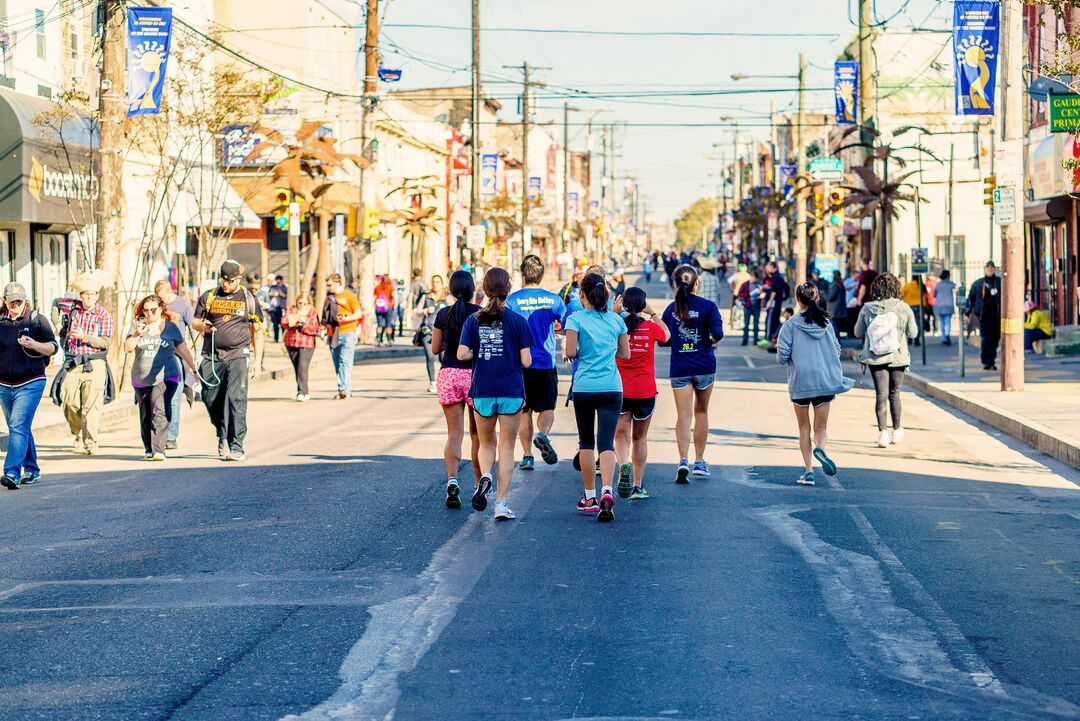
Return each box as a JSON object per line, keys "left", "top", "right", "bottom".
{"left": 983, "top": 175, "right": 996, "bottom": 206}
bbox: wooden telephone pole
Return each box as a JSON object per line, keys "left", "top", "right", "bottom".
{"left": 503, "top": 62, "right": 548, "bottom": 268}
{"left": 999, "top": 0, "right": 1024, "bottom": 391}
{"left": 355, "top": 0, "right": 379, "bottom": 341}
{"left": 96, "top": 0, "right": 125, "bottom": 363}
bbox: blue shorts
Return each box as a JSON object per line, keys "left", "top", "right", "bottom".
{"left": 469, "top": 396, "right": 525, "bottom": 418}
{"left": 670, "top": 374, "right": 715, "bottom": 391}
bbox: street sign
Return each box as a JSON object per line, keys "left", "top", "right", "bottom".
{"left": 1049, "top": 94, "right": 1080, "bottom": 133}
{"left": 809, "top": 157, "right": 844, "bottom": 182}
{"left": 994, "top": 140, "right": 1023, "bottom": 190}
{"left": 911, "top": 247, "right": 928, "bottom": 274}
{"left": 288, "top": 202, "right": 300, "bottom": 236}
{"left": 466, "top": 224, "right": 485, "bottom": 249}
{"left": 993, "top": 186, "right": 1017, "bottom": 225}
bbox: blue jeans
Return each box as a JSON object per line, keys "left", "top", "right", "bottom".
{"left": 0, "top": 378, "right": 46, "bottom": 479}
{"left": 332, "top": 331, "right": 357, "bottom": 393}
{"left": 937, "top": 312, "right": 953, "bottom": 340}
{"left": 168, "top": 379, "right": 182, "bottom": 443}
{"left": 742, "top": 301, "right": 760, "bottom": 344}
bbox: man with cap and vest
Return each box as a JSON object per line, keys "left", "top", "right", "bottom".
{"left": 192, "top": 260, "right": 265, "bottom": 461}
{"left": 52, "top": 271, "right": 114, "bottom": 455}
{"left": 0, "top": 282, "right": 58, "bottom": 488}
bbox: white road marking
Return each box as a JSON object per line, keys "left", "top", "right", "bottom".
{"left": 281, "top": 463, "right": 552, "bottom": 721}
{"left": 743, "top": 356, "right": 755, "bottom": 369}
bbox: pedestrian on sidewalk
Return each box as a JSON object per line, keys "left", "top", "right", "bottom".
{"left": 457, "top": 267, "right": 533, "bottom": 520}
{"left": 854, "top": 273, "right": 919, "bottom": 448}
{"left": 433, "top": 270, "right": 482, "bottom": 509}
{"left": 416, "top": 274, "right": 446, "bottom": 394}
{"left": 507, "top": 255, "right": 567, "bottom": 470}
{"left": 268, "top": 276, "right": 288, "bottom": 343}
{"left": 325, "top": 274, "right": 361, "bottom": 399}
{"left": 777, "top": 283, "right": 853, "bottom": 486}
{"left": 0, "top": 282, "right": 58, "bottom": 489}
{"left": 855, "top": 257, "right": 878, "bottom": 309}
{"left": 643, "top": 253, "right": 654, "bottom": 284}
{"left": 1024, "top": 300, "right": 1055, "bottom": 353}
{"left": 564, "top": 273, "right": 629, "bottom": 522}
{"left": 614, "top": 286, "right": 669, "bottom": 500}
{"left": 967, "top": 261, "right": 1002, "bottom": 371}
{"left": 192, "top": 260, "right": 265, "bottom": 462}
{"left": 933, "top": 270, "right": 956, "bottom": 344}
{"left": 155, "top": 280, "right": 194, "bottom": 450}
{"left": 901, "top": 275, "right": 928, "bottom": 346}
{"left": 52, "top": 272, "right": 115, "bottom": 455}
{"left": 826, "top": 270, "right": 848, "bottom": 340}
{"left": 282, "top": 293, "right": 320, "bottom": 401}
{"left": 763, "top": 260, "right": 789, "bottom": 345}
{"left": 739, "top": 269, "right": 763, "bottom": 346}
{"left": 124, "top": 295, "right": 197, "bottom": 461}
{"left": 663, "top": 264, "right": 725, "bottom": 483}
{"left": 695, "top": 256, "right": 722, "bottom": 308}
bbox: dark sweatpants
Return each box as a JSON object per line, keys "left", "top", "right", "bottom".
{"left": 200, "top": 356, "right": 249, "bottom": 451}
{"left": 979, "top": 315, "right": 1000, "bottom": 368}
{"left": 134, "top": 382, "right": 177, "bottom": 454}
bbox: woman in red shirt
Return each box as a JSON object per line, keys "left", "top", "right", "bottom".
{"left": 614, "top": 287, "right": 670, "bottom": 499}
{"left": 282, "top": 293, "right": 320, "bottom": 401}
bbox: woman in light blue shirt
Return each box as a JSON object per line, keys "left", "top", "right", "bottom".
{"left": 564, "top": 273, "right": 630, "bottom": 522}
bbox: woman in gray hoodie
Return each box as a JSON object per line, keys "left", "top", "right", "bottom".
{"left": 854, "top": 273, "right": 920, "bottom": 448}
{"left": 777, "top": 283, "right": 854, "bottom": 486}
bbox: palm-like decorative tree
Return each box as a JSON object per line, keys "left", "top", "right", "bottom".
{"left": 385, "top": 175, "right": 443, "bottom": 273}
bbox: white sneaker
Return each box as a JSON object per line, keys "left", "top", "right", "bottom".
{"left": 891, "top": 427, "right": 905, "bottom": 444}
{"left": 296, "top": 393, "right": 309, "bottom": 402}
{"left": 877, "top": 430, "right": 891, "bottom": 448}
{"left": 427, "top": 382, "right": 437, "bottom": 394}
{"left": 494, "top": 501, "right": 516, "bottom": 520}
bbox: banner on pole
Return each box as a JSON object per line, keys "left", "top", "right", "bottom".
{"left": 952, "top": 0, "right": 1000, "bottom": 116}
{"left": 126, "top": 7, "right": 173, "bottom": 117}
{"left": 834, "top": 61, "right": 858, "bottom": 126}
{"left": 480, "top": 154, "right": 498, "bottom": 197}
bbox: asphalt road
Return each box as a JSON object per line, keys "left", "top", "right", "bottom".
{"left": 0, "top": 277, "right": 1078, "bottom": 720}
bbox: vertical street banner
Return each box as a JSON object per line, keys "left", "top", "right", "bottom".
{"left": 126, "top": 6, "right": 173, "bottom": 117}
{"left": 528, "top": 176, "right": 542, "bottom": 202}
{"left": 952, "top": 0, "right": 999, "bottom": 116}
{"left": 834, "top": 61, "right": 858, "bottom": 125}
{"left": 480, "top": 154, "right": 498, "bottom": 197}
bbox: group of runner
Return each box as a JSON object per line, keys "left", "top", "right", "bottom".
{"left": 431, "top": 255, "right": 728, "bottom": 523}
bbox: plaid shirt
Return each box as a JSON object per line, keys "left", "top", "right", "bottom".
{"left": 54, "top": 298, "right": 114, "bottom": 356}
{"left": 696, "top": 269, "right": 722, "bottom": 307}
{"left": 282, "top": 306, "right": 320, "bottom": 349}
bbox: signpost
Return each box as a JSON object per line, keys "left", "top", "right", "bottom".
{"left": 993, "top": 187, "right": 1017, "bottom": 225}
{"left": 911, "top": 247, "right": 928, "bottom": 274}
{"left": 809, "top": 157, "right": 844, "bottom": 182}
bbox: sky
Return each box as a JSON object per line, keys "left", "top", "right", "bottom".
{"left": 373, "top": 0, "right": 953, "bottom": 223}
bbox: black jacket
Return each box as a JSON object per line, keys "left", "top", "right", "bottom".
{"left": 967, "top": 276, "right": 1001, "bottom": 318}
{"left": 0, "top": 309, "right": 57, "bottom": 386}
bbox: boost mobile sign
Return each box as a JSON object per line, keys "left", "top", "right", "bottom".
{"left": 27, "top": 155, "right": 98, "bottom": 203}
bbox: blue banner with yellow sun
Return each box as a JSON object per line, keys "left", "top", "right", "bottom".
{"left": 952, "top": 0, "right": 999, "bottom": 116}
{"left": 126, "top": 7, "right": 173, "bottom": 117}
{"left": 834, "top": 61, "right": 858, "bottom": 125}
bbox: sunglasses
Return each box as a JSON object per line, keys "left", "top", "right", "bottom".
{"left": 6, "top": 299, "right": 25, "bottom": 306}
{"left": 143, "top": 306, "right": 161, "bottom": 314}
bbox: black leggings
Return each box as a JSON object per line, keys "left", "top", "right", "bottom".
{"left": 573, "top": 391, "right": 622, "bottom": 453}
{"left": 868, "top": 365, "right": 906, "bottom": 431}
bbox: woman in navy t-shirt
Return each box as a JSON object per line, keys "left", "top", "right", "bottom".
{"left": 458, "top": 267, "right": 533, "bottom": 521}
{"left": 662, "top": 264, "right": 724, "bottom": 484}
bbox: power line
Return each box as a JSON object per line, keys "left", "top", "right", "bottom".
{"left": 214, "top": 23, "right": 842, "bottom": 39}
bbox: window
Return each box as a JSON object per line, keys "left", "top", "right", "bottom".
{"left": 37, "top": 84, "right": 51, "bottom": 98}
{"left": 70, "top": 30, "right": 78, "bottom": 59}
{"left": 935, "top": 235, "right": 965, "bottom": 269}
{"left": 35, "top": 8, "right": 46, "bottom": 59}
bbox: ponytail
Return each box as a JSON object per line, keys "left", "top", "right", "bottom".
{"left": 448, "top": 269, "right": 475, "bottom": 330}
{"left": 580, "top": 273, "right": 609, "bottom": 314}
{"left": 795, "top": 282, "right": 829, "bottom": 328}
{"left": 477, "top": 267, "right": 511, "bottom": 324}
{"left": 672, "top": 264, "right": 697, "bottom": 325}
{"left": 622, "top": 286, "right": 647, "bottom": 334}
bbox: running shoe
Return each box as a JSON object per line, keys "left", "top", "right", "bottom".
{"left": 19, "top": 472, "right": 38, "bottom": 485}
{"left": 629, "top": 486, "right": 650, "bottom": 500}
{"left": 150, "top": 452, "right": 167, "bottom": 462}
{"left": 796, "top": 471, "right": 816, "bottom": 486}
{"left": 812, "top": 447, "right": 837, "bottom": 477}
{"left": 494, "top": 501, "right": 516, "bottom": 520}
{"left": 597, "top": 490, "right": 615, "bottom": 522}
{"left": 472, "top": 475, "right": 492, "bottom": 511}
{"left": 143, "top": 453, "right": 153, "bottom": 460}
{"left": 519, "top": 456, "right": 535, "bottom": 471}
{"left": 445, "top": 479, "right": 462, "bottom": 509}
{"left": 876, "top": 430, "right": 890, "bottom": 448}
{"left": 617, "top": 463, "right": 633, "bottom": 498}
{"left": 226, "top": 449, "right": 245, "bottom": 462}
{"left": 0, "top": 474, "right": 18, "bottom": 490}
{"left": 691, "top": 460, "right": 711, "bottom": 477}
{"left": 891, "top": 427, "right": 905, "bottom": 444}
{"left": 218, "top": 439, "right": 229, "bottom": 458}
{"left": 427, "top": 382, "right": 437, "bottom": 394}
{"left": 675, "top": 460, "right": 690, "bottom": 484}
{"left": 533, "top": 432, "right": 558, "bottom": 465}
{"left": 577, "top": 493, "right": 599, "bottom": 513}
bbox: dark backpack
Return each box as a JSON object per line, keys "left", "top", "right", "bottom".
{"left": 321, "top": 293, "right": 339, "bottom": 327}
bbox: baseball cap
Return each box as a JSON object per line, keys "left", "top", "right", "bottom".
{"left": 220, "top": 260, "right": 243, "bottom": 280}
{"left": 3, "top": 282, "right": 27, "bottom": 301}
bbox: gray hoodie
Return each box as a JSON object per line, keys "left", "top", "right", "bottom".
{"left": 854, "top": 297, "right": 919, "bottom": 367}
{"left": 776, "top": 314, "right": 854, "bottom": 400}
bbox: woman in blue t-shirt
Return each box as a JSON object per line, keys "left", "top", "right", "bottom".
{"left": 564, "top": 273, "right": 630, "bottom": 522}
{"left": 662, "top": 265, "right": 724, "bottom": 484}
{"left": 457, "top": 267, "right": 533, "bottom": 521}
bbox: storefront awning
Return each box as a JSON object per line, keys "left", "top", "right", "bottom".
{"left": 0, "top": 87, "right": 98, "bottom": 226}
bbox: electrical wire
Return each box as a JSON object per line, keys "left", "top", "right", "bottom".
{"left": 215, "top": 23, "right": 841, "bottom": 39}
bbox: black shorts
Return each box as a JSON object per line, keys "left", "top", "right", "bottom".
{"left": 793, "top": 394, "right": 835, "bottom": 408}
{"left": 522, "top": 367, "right": 559, "bottom": 412}
{"left": 620, "top": 396, "right": 656, "bottom": 421}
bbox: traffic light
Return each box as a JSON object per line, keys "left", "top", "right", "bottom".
{"left": 983, "top": 175, "right": 997, "bottom": 206}
{"left": 828, "top": 188, "right": 845, "bottom": 226}
{"left": 273, "top": 190, "right": 289, "bottom": 230}
{"left": 362, "top": 207, "right": 381, "bottom": 240}
{"left": 813, "top": 189, "right": 825, "bottom": 220}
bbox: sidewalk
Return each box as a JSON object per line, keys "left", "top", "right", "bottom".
{"left": 0, "top": 339, "right": 422, "bottom": 452}
{"left": 835, "top": 330, "right": 1080, "bottom": 469}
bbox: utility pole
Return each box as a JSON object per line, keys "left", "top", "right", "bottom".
{"left": 561, "top": 103, "right": 583, "bottom": 275}
{"left": 999, "top": 0, "right": 1024, "bottom": 391}
{"left": 503, "top": 62, "right": 549, "bottom": 267}
{"left": 732, "top": 122, "right": 741, "bottom": 215}
{"left": 858, "top": 0, "right": 877, "bottom": 264}
{"left": 96, "top": 0, "right": 125, "bottom": 364}
{"left": 469, "top": 0, "right": 481, "bottom": 225}
{"left": 794, "top": 52, "right": 808, "bottom": 288}
{"left": 355, "top": 0, "right": 379, "bottom": 342}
